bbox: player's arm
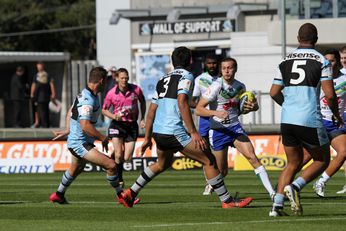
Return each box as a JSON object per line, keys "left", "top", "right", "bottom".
{"left": 178, "top": 93, "right": 207, "bottom": 150}
{"left": 195, "top": 97, "right": 228, "bottom": 119}
{"left": 270, "top": 84, "right": 284, "bottom": 106}
{"left": 138, "top": 90, "right": 146, "bottom": 128}
{"left": 140, "top": 103, "right": 157, "bottom": 155}
{"left": 52, "top": 106, "right": 72, "bottom": 140}
{"left": 101, "top": 91, "right": 119, "bottom": 120}
{"left": 30, "top": 82, "right": 36, "bottom": 99}
{"left": 189, "top": 96, "right": 199, "bottom": 108}
{"left": 102, "top": 109, "right": 117, "bottom": 120}
{"left": 321, "top": 79, "right": 343, "bottom": 126}
{"left": 190, "top": 78, "right": 200, "bottom": 108}
{"left": 50, "top": 79, "right": 56, "bottom": 100}
{"left": 80, "top": 119, "right": 107, "bottom": 142}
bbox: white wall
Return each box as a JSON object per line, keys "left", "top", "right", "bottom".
{"left": 231, "top": 32, "right": 295, "bottom": 124}
{"left": 96, "top": 0, "right": 131, "bottom": 72}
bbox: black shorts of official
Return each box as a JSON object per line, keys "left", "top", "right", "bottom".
{"left": 152, "top": 133, "right": 184, "bottom": 152}
{"left": 281, "top": 123, "right": 329, "bottom": 149}
{"left": 108, "top": 120, "right": 138, "bottom": 142}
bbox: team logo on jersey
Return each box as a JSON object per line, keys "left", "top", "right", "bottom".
{"left": 80, "top": 105, "right": 92, "bottom": 116}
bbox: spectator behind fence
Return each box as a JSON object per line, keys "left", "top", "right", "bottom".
{"left": 30, "top": 61, "right": 56, "bottom": 128}
{"left": 10, "top": 66, "right": 28, "bottom": 127}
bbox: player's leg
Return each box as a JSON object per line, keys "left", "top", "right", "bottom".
{"left": 270, "top": 124, "right": 303, "bottom": 216}
{"left": 83, "top": 147, "right": 131, "bottom": 206}
{"left": 234, "top": 135, "right": 275, "bottom": 199}
{"left": 212, "top": 149, "right": 229, "bottom": 176}
{"left": 121, "top": 122, "right": 138, "bottom": 186}
{"left": 50, "top": 153, "right": 86, "bottom": 204}
{"left": 123, "top": 147, "right": 174, "bottom": 207}
{"left": 337, "top": 161, "right": 346, "bottom": 194}
{"left": 181, "top": 142, "right": 252, "bottom": 208}
{"left": 314, "top": 134, "right": 346, "bottom": 197}
{"left": 112, "top": 137, "right": 125, "bottom": 185}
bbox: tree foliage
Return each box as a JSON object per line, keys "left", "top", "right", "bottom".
{"left": 0, "top": 0, "right": 96, "bottom": 59}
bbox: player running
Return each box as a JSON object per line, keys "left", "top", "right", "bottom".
{"left": 313, "top": 47, "right": 346, "bottom": 197}
{"left": 120, "top": 46, "right": 253, "bottom": 208}
{"left": 195, "top": 57, "right": 275, "bottom": 200}
{"left": 49, "top": 67, "right": 128, "bottom": 205}
{"left": 269, "top": 23, "right": 343, "bottom": 216}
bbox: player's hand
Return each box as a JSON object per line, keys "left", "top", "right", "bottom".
{"left": 52, "top": 129, "right": 69, "bottom": 141}
{"left": 242, "top": 99, "right": 258, "bottom": 114}
{"left": 102, "top": 137, "right": 109, "bottom": 153}
{"left": 140, "top": 119, "right": 145, "bottom": 129}
{"left": 140, "top": 138, "right": 152, "bottom": 156}
{"left": 215, "top": 110, "right": 229, "bottom": 120}
{"left": 332, "top": 114, "right": 344, "bottom": 128}
{"left": 190, "top": 131, "right": 207, "bottom": 151}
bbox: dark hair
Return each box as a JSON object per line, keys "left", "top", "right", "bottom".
{"left": 16, "top": 66, "right": 24, "bottom": 72}
{"left": 324, "top": 48, "right": 341, "bottom": 61}
{"left": 117, "top": 68, "right": 129, "bottom": 76}
{"left": 298, "top": 23, "right": 318, "bottom": 43}
{"left": 340, "top": 46, "right": 346, "bottom": 54}
{"left": 221, "top": 57, "right": 238, "bottom": 71}
{"left": 205, "top": 53, "right": 218, "bottom": 62}
{"left": 324, "top": 48, "right": 342, "bottom": 78}
{"left": 89, "top": 66, "right": 107, "bottom": 83}
{"left": 171, "top": 46, "right": 191, "bottom": 68}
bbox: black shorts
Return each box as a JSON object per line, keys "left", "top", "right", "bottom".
{"left": 108, "top": 121, "right": 138, "bottom": 142}
{"left": 281, "top": 123, "right": 329, "bottom": 149}
{"left": 152, "top": 133, "right": 185, "bottom": 152}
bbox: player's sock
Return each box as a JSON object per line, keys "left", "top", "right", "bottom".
{"left": 57, "top": 170, "right": 74, "bottom": 193}
{"left": 207, "top": 174, "right": 232, "bottom": 203}
{"left": 130, "top": 167, "right": 156, "bottom": 194}
{"left": 273, "top": 193, "right": 285, "bottom": 207}
{"left": 117, "top": 162, "right": 124, "bottom": 182}
{"left": 292, "top": 177, "right": 306, "bottom": 191}
{"left": 106, "top": 174, "right": 122, "bottom": 194}
{"left": 318, "top": 171, "right": 330, "bottom": 184}
{"left": 254, "top": 165, "right": 275, "bottom": 197}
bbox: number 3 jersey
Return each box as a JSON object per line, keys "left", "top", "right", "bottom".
{"left": 152, "top": 68, "right": 194, "bottom": 135}
{"left": 202, "top": 78, "right": 245, "bottom": 129}
{"left": 272, "top": 48, "right": 332, "bottom": 128}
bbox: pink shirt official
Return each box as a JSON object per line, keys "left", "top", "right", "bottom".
{"left": 102, "top": 84, "right": 144, "bottom": 122}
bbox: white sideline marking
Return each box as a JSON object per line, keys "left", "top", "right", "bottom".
{"left": 131, "top": 217, "right": 346, "bottom": 228}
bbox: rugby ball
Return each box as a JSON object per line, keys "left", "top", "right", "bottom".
{"left": 239, "top": 91, "right": 255, "bottom": 113}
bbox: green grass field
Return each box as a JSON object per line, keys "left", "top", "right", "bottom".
{"left": 1, "top": 170, "right": 346, "bottom": 231}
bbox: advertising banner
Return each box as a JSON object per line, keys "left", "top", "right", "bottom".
{"left": 0, "top": 136, "right": 338, "bottom": 171}
{"left": 0, "top": 158, "right": 54, "bottom": 174}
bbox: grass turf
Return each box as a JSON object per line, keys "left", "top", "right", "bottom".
{"left": 0, "top": 170, "right": 346, "bottom": 230}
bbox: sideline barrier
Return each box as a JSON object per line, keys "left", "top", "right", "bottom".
{"left": 0, "top": 135, "right": 337, "bottom": 172}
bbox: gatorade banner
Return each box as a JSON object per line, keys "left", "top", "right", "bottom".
{"left": 0, "top": 136, "right": 338, "bottom": 171}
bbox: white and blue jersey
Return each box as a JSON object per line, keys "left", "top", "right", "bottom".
{"left": 193, "top": 72, "right": 219, "bottom": 137}
{"left": 152, "top": 68, "right": 194, "bottom": 147}
{"left": 273, "top": 48, "right": 332, "bottom": 128}
{"left": 67, "top": 87, "right": 101, "bottom": 157}
{"left": 320, "top": 68, "right": 346, "bottom": 139}
{"left": 202, "top": 78, "right": 246, "bottom": 151}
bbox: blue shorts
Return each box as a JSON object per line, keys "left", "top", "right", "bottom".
{"left": 199, "top": 116, "right": 210, "bottom": 138}
{"left": 323, "top": 119, "right": 346, "bottom": 140}
{"left": 153, "top": 131, "right": 192, "bottom": 152}
{"left": 209, "top": 123, "right": 246, "bottom": 151}
{"left": 68, "top": 142, "right": 95, "bottom": 159}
